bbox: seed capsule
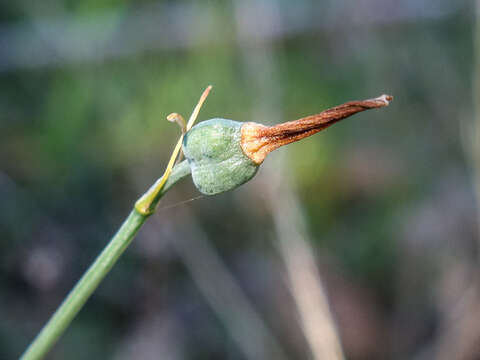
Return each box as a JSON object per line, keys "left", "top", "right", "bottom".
{"left": 183, "top": 95, "right": 392, "bottom": 195}
{"left": 183, "top": 118, "right": 258, "bottom": 195}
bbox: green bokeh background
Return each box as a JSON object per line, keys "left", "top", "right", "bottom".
{"left": 1, "top": 1, "right": 477, "bottom": 359}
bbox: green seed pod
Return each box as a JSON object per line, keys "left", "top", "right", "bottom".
{"left": 183, "top": 118, "right": 258, "bottom": 195}
{"left": 183, "top": 95, "right": 392, "bottom": 195}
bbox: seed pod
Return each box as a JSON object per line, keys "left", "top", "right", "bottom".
{"left": 182, "top": 118, "right": 259, "bottom": 195}
{"left": 183, "top": 95, "right": 392, "bottom": 195}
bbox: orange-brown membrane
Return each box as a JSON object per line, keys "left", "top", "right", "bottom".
{"left": 241, "top": 94, "right": 392, "bottom": 164}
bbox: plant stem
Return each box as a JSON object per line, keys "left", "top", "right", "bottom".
{"left": 21, "top": 160, "right": 191, "bottom": 360}
{"left": 21, "top": 210, "right": 146, "bottom": 360}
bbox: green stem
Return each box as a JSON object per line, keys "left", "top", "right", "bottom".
{"left": 21, "top": 160, "right": 191, "bottom": 360}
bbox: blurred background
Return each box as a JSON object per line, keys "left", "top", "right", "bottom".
{"left": 1, "top": 0, "right": 478, "bottom": 359}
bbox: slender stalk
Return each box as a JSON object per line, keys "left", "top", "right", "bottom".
{"left": 20, "top": 162, "right": 191, "bottom": 360}
{"left": 21, "top": 210, "right": 146, "bottom": 360}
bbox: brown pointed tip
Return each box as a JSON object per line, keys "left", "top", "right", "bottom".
{"left": 354, "top": 94, "right": 393, "bottom": 109}
{"left": 369, "top": 94, "right": 393, "bottom": 106}
{"left": 241, "top": 94, "right": 393, "bottom": 164}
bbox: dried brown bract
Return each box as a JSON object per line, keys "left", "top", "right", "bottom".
{"left": 241, "top": 95, "right": 393, "bottom": 164}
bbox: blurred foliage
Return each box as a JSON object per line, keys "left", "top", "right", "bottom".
{"left": 0, "top": 0, "right": 477, "bottom": 359}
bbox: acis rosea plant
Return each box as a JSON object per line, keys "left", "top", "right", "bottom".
{"left": 21, "top": 86, "right": 392, "bottom": 360}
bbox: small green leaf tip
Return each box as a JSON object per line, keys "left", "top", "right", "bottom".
{"left": 183, "top": 118, "right": 258, "bottom": 195}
